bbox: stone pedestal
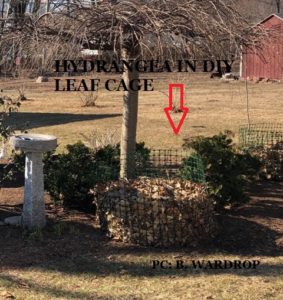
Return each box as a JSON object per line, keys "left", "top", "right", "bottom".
{"left": 22, "top": 152, "right": 46, "bottom": 228}
{"left": 7, "top": 134, "right": 57, "bottom": 229}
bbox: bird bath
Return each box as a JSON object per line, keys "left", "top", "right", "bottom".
{"left": 6, "top": 134, "right": 57, "bottom": 229}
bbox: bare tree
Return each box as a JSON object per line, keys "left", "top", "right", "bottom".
{"left": 0, "top": 0, "right": 266, "bottom": 178}
{"left": 276, "top": 0, "right": 281, "bottom": 12}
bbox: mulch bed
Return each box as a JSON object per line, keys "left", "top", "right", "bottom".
{"left": 0, "top": 180, "right": 282, "bottom": 271}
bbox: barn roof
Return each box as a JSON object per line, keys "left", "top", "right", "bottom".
{"left": 275, "top": 13, "right": 283, "bottom": 18}
{"left": 258, "top": 13, "right": 283, "bottom": 24}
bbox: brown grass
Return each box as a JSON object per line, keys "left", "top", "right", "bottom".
{"left": 1, "top": 74, "right": 283, "bottom": 151}
{"left": 1, "top": 256, "right": 283, "bottom": 300}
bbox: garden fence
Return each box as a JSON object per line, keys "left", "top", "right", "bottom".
{"left": 239, "top": 123, "right": 283, "bottom": 149}
{"left": 95, "top": 148, "right": 206, "bottom": 183}
{"left": 239, "top": 123, "right": 283, "bottom": 180}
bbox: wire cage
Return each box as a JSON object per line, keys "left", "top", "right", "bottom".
{"left": 96, "top": 178, "right": 215, "bottom": 247}
{"left": 137, "top": 149, "right": 190, "bottom": 178}
{"left": 239, "top": 123, "right": 283, "bottom": 180}
{"left": 239, "top": 123, "right": 283, "bottom": 149}
{"left": 95, "top": 148, "right": 206, "bottom": 183}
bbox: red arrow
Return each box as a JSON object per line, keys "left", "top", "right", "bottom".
{"left": 164, "top": 84, "right": 189, "bottom": 135}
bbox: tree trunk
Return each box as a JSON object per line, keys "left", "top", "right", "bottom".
{"left": 120, "top": 48, "right": 139, "bottom": 179}
{"left": 276, "top": 0, "right": 281, "bottom": 13}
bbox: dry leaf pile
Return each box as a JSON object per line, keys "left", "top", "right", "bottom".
{"left": 96, "top": 178, "right": 217, "bottom": 247}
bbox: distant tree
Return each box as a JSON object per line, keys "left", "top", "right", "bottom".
{"left": 276, "top": 0, "right": 281, "bottom": 12}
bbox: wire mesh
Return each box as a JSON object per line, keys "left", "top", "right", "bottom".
{"left": 96, "top": 179, "right": 215, "bottom": 247}
{"left": 239, "top": 123, "right": 283, "bottom": 180}
{"left": 95, "top": 148, "right": 206, "bottom": 183}
{"left": 239, "top": 123, "right": 283, "bottom": 149}
{"left": 136, "top": 149, "right": 190, "bottom": 178}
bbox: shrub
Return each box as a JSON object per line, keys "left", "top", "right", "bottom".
{"left": 0, "top": 93, "right": 21, "bottom": 140}
{"left": 180, "top": 152, "right": 206, "bottom": 183}
{"left": 44, "top": 141, "right": 151, "bottom": 209}
{"left": 94, "top": 142, "right": 151, "bottom": 181}
{"left": 260, "top": 150, "right": 283, "bottom": 180}
{"left": 44, "top": 141, "right": 97, "bottom": 210}
{"left": 5, "top": 140, "right": 151, "bottom": 209}
{"left": 17, "top": 85, "right": 28, "bottom": 101}
{"left": 183, "top": 133, "right": 261, "bottom": 210}
{"left": 0, "top": 151, "right": 25, "bottom": 187}
{"left": 80, "top": 91, "right": 98, "bottom": 107}
{"left": 135, "top": 142, "right": 151, "bottom": 172}
{"left": 84, "top": 128, "right": 119, "bottom": 149}
{"left": 248, "top": 145, "right": 283, "bottom": 181}
{"left": 0, "top": 93, "right": 22, "bottom": 188}
{"left": 95, "top": 144, "right": 120, "bottom": 181}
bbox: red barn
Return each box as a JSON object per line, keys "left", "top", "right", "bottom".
{"left": 241, "top": 13, "right": 283, "bottom": 80}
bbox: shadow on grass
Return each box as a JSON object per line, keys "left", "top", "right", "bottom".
{"left": 0, "top": 181, "right": 282, "bottom": 278}
{"left": 7, "top": 112, "right": 122, "bottom": 130}
{"left": 0, "top": 274, "right": 129, "bottom": 300}
{"left": 0, "top": 215, "right": 282, "bottom": 277}
{"left": 43, "top": 252, "right": 283, "bottom": 278}
{"left": 0, "top": 274, "right": 92, "bottom": 299}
